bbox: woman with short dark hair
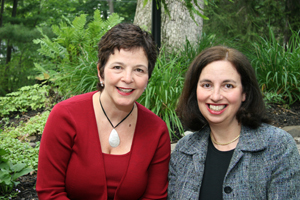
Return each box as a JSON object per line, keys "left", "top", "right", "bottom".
{"left": 168, "top": 46, "right": 300, "bottom": 199}
{"left": 36, "top": 23, "right": 170, "bottom": 200}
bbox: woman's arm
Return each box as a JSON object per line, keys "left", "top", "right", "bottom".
{"left": 36, "top": 104, "right": 75, "bottom": 200}
{"left": 167, "top": 149, "right": 179, "bottom": 200}
{"left": 140, "top": 126, "right": 170, "bottom": 200}
{"left": 268, "top": 131, "right": 300, "bottom": 199}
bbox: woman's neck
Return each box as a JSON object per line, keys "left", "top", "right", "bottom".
{"left": 209, "top": 121, "right": 242, "bottom": 151}
{"left": 99, "top": 91, "right": 135, "bottom": 119}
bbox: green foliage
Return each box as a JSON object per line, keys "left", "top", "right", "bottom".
{"left": 0, "top": 84, "right": 50, "bottom": 118}
{"left": 138, "top": 48, "right": 186, "bottom": 139}
{"left": 0, "top": 0, "right": 56, "bottom": 97}
{"left": 252, "top": 28, "right": 300, "bottom": 104}
{"left": 263, "top": 92, "right": 285, "bottom": 105}
{"left": 0, "top": 138, "right": 40, "bottom": 171}
{"left": 0, "top": 148, "right": 33, "bottom": 196}
{"left": 114, "top": 1, "right": 137, "bottom": 23}
{"left": 0, "top": 110, "right": 49, "bottom": 171}
{"left": 180, "top": 33, "right": 218, "bottom": 65}
{"left": 203, "top": 0, "right": 300, "bottom": 46}
{"left": 2, "top": 111, "right": 50, "bottom": 140}
{"left": 0, "top": 0, "right": 134, "bottom": 97}
{"left": 78, "top": 0, "right": 136, "bottom": 23}
{"left": 0, "top": 61, "right": 37, "bottom": 97}
{"left": 34, "top": 10, "right": 124, "bottom": 97}
{"left": 0, "top": 112, "right": 49, "bottom": 173}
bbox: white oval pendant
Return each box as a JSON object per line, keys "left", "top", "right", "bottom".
{"left": 109, "top": 129, "right": 120, "bottom": 148}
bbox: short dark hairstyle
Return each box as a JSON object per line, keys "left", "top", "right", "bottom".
{"left": 176, "top": 46, "right": 270, "bottom": 131}
{"left": 97, "top": 23, "right": 157, "bottom": 91}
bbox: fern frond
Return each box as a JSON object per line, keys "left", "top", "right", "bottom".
{"left": 34, "top": 10, "right": 124, "bottom": 97}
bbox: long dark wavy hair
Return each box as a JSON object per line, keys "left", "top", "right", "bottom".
{"left": 176, "top": 46, "right": 271, "bottom": 131}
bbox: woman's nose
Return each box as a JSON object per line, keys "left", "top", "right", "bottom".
{"left": 210, "top": 88, "right": 223, "bottom": 101}
{"left": 122, "top": 70, "right": 133, "bottom": 83}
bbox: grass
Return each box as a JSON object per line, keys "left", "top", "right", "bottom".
{"left": 138, "top": 48, "right": 186, "bottom": 139}
{"left": 251, "top": 27, "right": 300, "bottom": 104}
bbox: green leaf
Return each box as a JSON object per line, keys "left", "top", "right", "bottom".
{"left": 10, "top": 163, "right": 27, "bottom": 173}
{"left": 12, "top": 168, "right": 34, "bottom": 181}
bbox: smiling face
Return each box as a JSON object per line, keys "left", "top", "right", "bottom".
{"left": 196, "top": 60, "right": 246, "bottom": 127}
{"left": 98, "top": 48, "right": 149, "bottom": 109}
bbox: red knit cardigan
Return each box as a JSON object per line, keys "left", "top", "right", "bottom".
{"left": 36, "top": 92, "right": 170, "bottom": 200}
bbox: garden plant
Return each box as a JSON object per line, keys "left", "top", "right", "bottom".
{"left": 1, "top": 8, "right": 300, "bottom": 199}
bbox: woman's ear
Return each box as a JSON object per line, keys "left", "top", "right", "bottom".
{"left": 242, "top": 92, "right": 246, "bottom": 102}
{"left": 97, "top": 63, "right": 103, "bottom": 82}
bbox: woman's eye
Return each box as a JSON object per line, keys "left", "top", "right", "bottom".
{"left": 113, "top": 66, "right": 122, "bottom": 70}
{"left": 225, "top": 84, "right": 233, "bottom": 88}
{"left": 202, "top": 83, "right": 211, "bottom": 88}
{"left": 136, "top": 68, "right": 144, "bottom": 73}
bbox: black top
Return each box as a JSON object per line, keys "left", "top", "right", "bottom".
{"left": 199, "top": 137, "right": 234, "bottom": 200}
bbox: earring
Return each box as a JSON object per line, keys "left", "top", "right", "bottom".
{"left": 100, "top": 81, "right": 104, "bottom": 87}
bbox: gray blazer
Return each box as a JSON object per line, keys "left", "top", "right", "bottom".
{"left": 168, "top": 124, "right": 300, "bottom": 200}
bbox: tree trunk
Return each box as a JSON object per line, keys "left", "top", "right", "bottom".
{"left": 107, "top": 0, "right": 114, "bottom": 15}
{"left": 134, "top": 0, "right": 204, "bottom": 51}
{"left": 0, "top": 0, "right": 4, "bottom": 27}
{"left": 161, "top": 0, "right": 203, "bottom": 51}
{"left": 0, "top": 0, "right": 5, "bottom": 51}
{"left": 6, "top": 0, "right": 18, "bottom": 64}
{"left": 133, "top": 0, "right": 152, "bottom": 32}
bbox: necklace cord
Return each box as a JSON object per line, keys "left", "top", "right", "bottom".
{"left": 210, "top": 134, "right": 240, "bottom": 146}
{"left": 99, "top": 96, "right": 134, "bottom": 128}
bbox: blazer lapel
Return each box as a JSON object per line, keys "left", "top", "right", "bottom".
{"left": 177, "top": 127, "right": 210, "bottom": 199}
{"left": 226, "top": 125, "right": 267, "bottom": 175}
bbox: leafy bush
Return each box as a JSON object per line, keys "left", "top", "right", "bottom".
{"left": 0, "top": 84, "right": 50, "bottom": 118}
{"left": 0, "top": 148, "right": 33, "bottom": 197}
{"left": 0, "top": 112, "right": 48, "bottom": 170}
{"left": 0, "top": 137, "right": 40, "bottom": 171}
{"left": 2, "top": 111, "right": 49, "bottom": 140}
{"left": 263, "top": 91, "right": 285, "bottom": 105}
{"left": 251, "top": 27, "right": 300, "bottom": 104}
{"left": 138, "top": 48, "right": 186, "bottom": 139}
{"left": 181, "top": 33, "right": 218, "bottom": 65}
{"left": 34, "top": 10, "right": 124, "bottom": 97}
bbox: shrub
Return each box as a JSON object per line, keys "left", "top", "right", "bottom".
{"left": 0, "top": 84, "right": 50, "bottom": 118}
{"left": 0, "top": 137, "right": 40, "bottom": 171}
{"left": 251, "top": 27, "right": 300, "bottom": 104}
{"left": 0, "top": 148, "right": 33, "bottom": 197}
{"left": 0, "top": 111, "right": 49, "bottom": 170}
{"left": 2, "top": 111, "right": 49, "bottom": 140}
{"left": 138, "top": 48, "right": 186, "bottom": 139}
{"left": 34, "top": 10, "right": 124, "bottom": 97}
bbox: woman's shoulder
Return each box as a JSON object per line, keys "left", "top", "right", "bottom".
{"left": 174, "top": 126, "right": 210, "bottom": 153}
{"left": 135, "top": 102, "right": 170, "bottom": 144}
{"left": 136, "top": 102, "right": 165, "bottom": 125}
{"left": 250, "top": 123, "right": 296, "bottom": 149}
{"left": 57, "top": 91, "right": 96, "bottom": 106}
{"left": 258, "top": 123, "right": 293, "bottom": 139}
{"left": 179, "top": 127, "right": 210, "bottom": 142}
{"left": 53, "top": 91, "right": 96, "bottom": 109}
{"left": 50, "top": 91, "right": 96, "bottom": 115}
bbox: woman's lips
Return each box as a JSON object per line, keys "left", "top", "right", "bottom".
{"left": 207, "top": 104, "right": 227, "bottom": 114}
{"left": 117, "top": 87, "right": 134, "bottom": 96}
